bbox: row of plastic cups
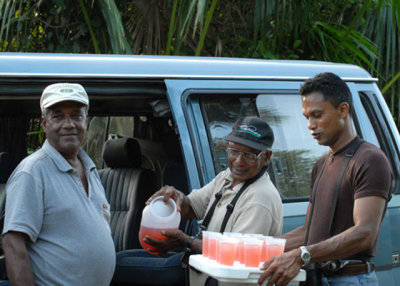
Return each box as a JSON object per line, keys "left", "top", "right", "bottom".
{"left": 202, "top": 231, "right": 286, "bottom": 267}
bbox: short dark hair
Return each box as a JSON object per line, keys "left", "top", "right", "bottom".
{"left": 300, "top": 72, "right": 353, "bottom": 112}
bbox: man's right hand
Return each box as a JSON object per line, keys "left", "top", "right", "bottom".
{"left": 258, "top": 249, "right": 303, "bottom": 286}
{"left": 146, "top": 185, "right": 185, "bottom": 212}
{"left": 146, "top": 185, "right": 196, "bottom": 220}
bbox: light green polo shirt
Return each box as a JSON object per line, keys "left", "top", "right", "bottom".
{"left": 3, "top": 140, "right": 116, "bottom": 286}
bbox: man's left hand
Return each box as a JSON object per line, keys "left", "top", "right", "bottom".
{"left": 258, "top": 249, "right": 303, "bottom": 286}
{"left": 144, "top": 229, "right": 187, "bottom": 255}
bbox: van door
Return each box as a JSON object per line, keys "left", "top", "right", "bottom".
{"left": 164, "top": 79, "right": 326, "bottom": 229}
{"left": 350, "top": 82, "right": 400, "bottom": 285}
{"left": 165, "top": 79, "right": 400, "bottom": 286}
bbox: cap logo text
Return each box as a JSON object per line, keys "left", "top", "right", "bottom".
{"left": 59, "top": 88, "right": 74, "bottom": 94}
{"left": 236, "top": 124, "right": 261, "bottom": 138}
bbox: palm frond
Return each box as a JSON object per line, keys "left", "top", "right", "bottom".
{"left": 98, "top": 0, "right": 131, "bottom": 54}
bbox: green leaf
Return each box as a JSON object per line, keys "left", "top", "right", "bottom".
{"left": 195, "top": 0, "right": 218, "bottom": 56}
{"left": 98, "top": 0, "right": 131, "bottom": 54}
{"left": 293, "top": 39, "right": 302, "bottom": 49}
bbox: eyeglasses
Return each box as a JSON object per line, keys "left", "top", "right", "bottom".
{"left": 226, "top": 147, "right": 264, "bottom": 163}
{"left": 47, "top": 112, "right": 86, "bottom": 124}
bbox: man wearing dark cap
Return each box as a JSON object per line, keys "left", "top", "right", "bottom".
{"left": 145, "top": 116, "right": 282, "bottom": 253}
{"left": 2, "top": 83, "right": 115, "bottom": 286}
{"left": 112, "top": 116, "right": 282, "bottom": 285}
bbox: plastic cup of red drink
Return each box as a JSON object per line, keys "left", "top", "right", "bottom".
{"left": 218, "top": 236, "right": 239, "bottom": 266}
{"left": 265, "top": 237, "right": 286, "bottom": 261}
{"left": 202, "top": 231, "right": 210, "bottom": 258}
{"left": 243, "top": 237, "right": 263, "bottom": 267}
{"left": 223, "top": 232, "right": 243, "bottom": 264}
{"left": 268, "top": 238, "right": 286, "bottom": 257}
{"left": 260, "top": 236, "right": 271, "bottom": 264}
{"left": 208, "top": 232, "right": 221, "bottom": 261}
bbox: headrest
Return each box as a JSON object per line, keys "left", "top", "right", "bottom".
{"left": 0, "top": 152, "right": 17, "bottom": 183}
{"left": 102, "top": 137, "right": 142, "bottom": 168}
{"left": 163, "top": 133, "right": 183, "bottom": 161}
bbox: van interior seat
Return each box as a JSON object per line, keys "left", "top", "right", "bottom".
{"left": 161, "top": 134, "right": 189, "bottom": 195}
{"left": 99, "top": 137, "right": 157, "bottom": 252}
{"left": 135, "top": 138, "right": 169, "bottom": 190}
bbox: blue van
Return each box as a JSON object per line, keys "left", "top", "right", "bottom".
{"left": 0, "top": 53, "right": 398, "bottom": 285}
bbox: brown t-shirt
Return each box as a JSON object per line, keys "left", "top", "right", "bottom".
{"left": 308, "top": 137, "right": 392, "bottom": 259}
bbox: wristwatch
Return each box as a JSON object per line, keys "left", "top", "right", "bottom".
{"left": 186, "top": 236, "right": 195, "bottom": 251}
{"left": 300, "top": 246, "right": 311, "bottom": 266}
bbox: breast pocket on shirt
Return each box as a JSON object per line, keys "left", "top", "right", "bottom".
{"left": 100, "top": 202, "right": 111, "bottom": 225}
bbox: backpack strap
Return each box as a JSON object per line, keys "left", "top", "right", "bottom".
{"left": 328, "top": 137, "right": 364, "bottom": 233}
{"left": 200, "top": 190, "right": 223, "bottom": 231}
{"left": 304, "top": 137, "right": 364, "bottom": 244}
{"left": 305, "top": 157, "right": 328, "bottom": 245}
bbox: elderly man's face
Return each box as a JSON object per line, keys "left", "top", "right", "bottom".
{"left": 227, "top": 141, "right": 271, "bottom": 185}
{"left": 41, "top": 101, "right": 88, "bottom": 158}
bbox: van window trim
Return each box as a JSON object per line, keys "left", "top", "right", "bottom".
{"left": 359, "top": 91, "right": 400, "bottom": 194}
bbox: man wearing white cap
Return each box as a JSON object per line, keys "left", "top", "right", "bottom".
{"left": 2, "top": 83, "right": 116, "bottom": 286}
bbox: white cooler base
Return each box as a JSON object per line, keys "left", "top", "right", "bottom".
{"left": 189, "top": 255, "right": 306, "bottom": 286}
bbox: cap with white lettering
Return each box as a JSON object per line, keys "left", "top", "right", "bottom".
{"left": 224, "top": 116, "right": 274, "bottom": 150}
{"left": 40, "top": 83, "right": 89, "bottom": 112}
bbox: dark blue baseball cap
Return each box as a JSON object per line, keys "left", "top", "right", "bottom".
{"left": 224, "top": 117, "right": 274, "bottom": 150}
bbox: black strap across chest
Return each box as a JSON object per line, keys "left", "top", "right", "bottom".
{"left": 200, "top": 166, "right": 267, "bottom": 233}
{"left": 304, "top": 138, "right": 364, "bottom": 245}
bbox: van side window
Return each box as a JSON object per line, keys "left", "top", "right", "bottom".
{"left": 200, "top": 93, "right": 329, "bottom": 201}
{"left": 200, "top": 96, "right": 259, "bottom": 173}
{"left": 256, "top": 94, "right": 328, "bottom": 200}
{"left": 83, "top": 116, "right": 135, "bottom": 169}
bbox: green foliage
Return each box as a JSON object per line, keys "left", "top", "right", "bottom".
{"left": 359, "top": 0, "right": 400, "bottom": 123}
{"left": 195, "top": 0, "right": 217, "bottom": 56}
{"left": 26, "top": 118, "right": 44, "bottom": 155}
{"left": 98, "top": 0, "right": 131, "bottom": 54}
{"left": 0, "top": 0, "right": 130, "bottom": 53}
{"left": 1, "top": 0, "right": 400, "bottom": 125}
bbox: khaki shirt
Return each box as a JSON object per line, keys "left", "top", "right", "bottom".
{"left": 188, "top": 168, "right": 282, "bottom": 235}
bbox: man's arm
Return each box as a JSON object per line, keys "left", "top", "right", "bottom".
{"left": 2, "top": 231, "right": 35, "bottom": 286}
{"left": 281, "top": 224, "right": 307, "bottom": 251}
{"left": 306, "top": 196, "right": 385, "bottom": 262}
{"left": 279, "top": 203, "right": 311, "bottom": 251}
{"left": 258, "top": 196, "right": 386, "bottom": 286}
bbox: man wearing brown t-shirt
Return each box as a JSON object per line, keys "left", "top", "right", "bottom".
{"left": 259, "top": 72, "right": 392, "bottom": 286}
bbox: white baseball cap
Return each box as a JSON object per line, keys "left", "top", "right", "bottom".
{"left": 40, "top": 83, "right": 89, "bottom": 112}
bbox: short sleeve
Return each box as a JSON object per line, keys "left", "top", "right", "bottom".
{"left": 353, "top": 148, "right": 393, "bottom": 201}
{"left": 3, "top": 171, "right": 44, "bottom": 242}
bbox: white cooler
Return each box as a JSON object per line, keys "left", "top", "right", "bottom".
{"left": 189, "top": 255, "right": 306, "bottom": 286}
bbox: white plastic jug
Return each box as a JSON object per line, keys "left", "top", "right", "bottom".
{"left": 139, "top": 196, "right": 181, "bottom": 254}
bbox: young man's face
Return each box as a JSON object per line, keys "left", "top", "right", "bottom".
{"left": 41, "top": 101, "right": 88, "bottom": 158}
{"left": 302, "top": 91, "right": 347, "bottom": 148}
